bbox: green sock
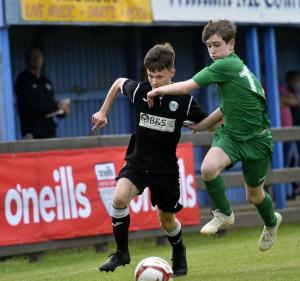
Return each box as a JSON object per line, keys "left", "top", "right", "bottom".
{"left": 255, "top": 192, "right": 277, "bottom": 227}
{"left": 204, "top": 176, "right": 232, "bottom": 216}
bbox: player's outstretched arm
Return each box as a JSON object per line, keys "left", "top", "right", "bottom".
{"left": 185, "top": 108, "right": 223, "bottom": 133}
{"left": 147, "top": 79, "right": 199, "bottom": 108}
{"left": 92, "top": 78, "right": 126, "bottom": 131}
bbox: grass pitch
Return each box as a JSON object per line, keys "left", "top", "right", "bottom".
{"left": 0, "top": 223, "right": 299, "bottom": 281}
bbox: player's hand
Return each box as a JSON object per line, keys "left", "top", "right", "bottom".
{"left": 147, "top": 89, "right": 159, "bottom": 108}
{"left": 183, "top": 121, "right": 201, "bottom": 133}
{"left": 91, "top": 111, "right": 107, "bottom": 131}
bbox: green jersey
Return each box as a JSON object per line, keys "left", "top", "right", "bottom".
{"left": 193, "top": 53, "right": 270, "bottom": 141}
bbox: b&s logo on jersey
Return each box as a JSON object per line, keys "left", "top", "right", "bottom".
{"left": 139, "top": 112, "right": 176, "bottom": 132}
{"left": 95, "top": 163, "right": 117, "bottom": 216}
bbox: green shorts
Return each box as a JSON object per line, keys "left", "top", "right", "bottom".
{"left": 212, "top": 126, "right": 274, "bottom": 187}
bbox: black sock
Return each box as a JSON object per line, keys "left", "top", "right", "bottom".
{"left": 112, "top": 214, "right": 130, "bottom": 253}
{"left": 167, "top": 228, "right": 185, "bottom": 254}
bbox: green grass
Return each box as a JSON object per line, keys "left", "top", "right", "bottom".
{"left": 0, "top": 223, "right": 299, "bottom": 281}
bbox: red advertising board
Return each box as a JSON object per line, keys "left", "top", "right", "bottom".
{"left": 0, "top": 143, "right": 199, "bottom": 246}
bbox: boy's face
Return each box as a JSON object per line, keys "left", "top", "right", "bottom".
{"left": 146, "top": 68, "right": 175, "bottom": 89}
{"left": 206, "top": 34, "right": 235, "bottom": 61}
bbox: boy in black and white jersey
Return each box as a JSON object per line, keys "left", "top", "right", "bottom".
{"left": 92, "top": 43, "right": 222, "bottom": 276}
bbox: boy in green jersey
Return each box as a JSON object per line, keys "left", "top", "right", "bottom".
{"left": 146, "top": 20, "right": 282, "bottom": 251}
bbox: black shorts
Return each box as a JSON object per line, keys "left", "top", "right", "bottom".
{"left": 116, "top": 165, "right": 183, "bottom": 213}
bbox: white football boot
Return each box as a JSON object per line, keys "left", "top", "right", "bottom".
{"left": 258, "top": 212, "right": 282, "bottom": 251}
{"left": 200, "top": 210, "right": 235, "bottom": 236}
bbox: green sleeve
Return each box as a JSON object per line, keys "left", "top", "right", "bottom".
{"left": 192, "top": 59, "right": 229, "bottom": 87}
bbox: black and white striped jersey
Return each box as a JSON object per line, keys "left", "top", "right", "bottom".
{"left": 121, "top": 79, "right": 208, "bottom": 174}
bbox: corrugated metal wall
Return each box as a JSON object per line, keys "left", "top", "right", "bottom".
{"left": 10, "top": 26, "right": 210, "bottom": 138}
{"left": 10, "top": 26, "right": 212, "bottom": 138}
{"left": 10, "top": 26, "right": 133, "bottom": 138}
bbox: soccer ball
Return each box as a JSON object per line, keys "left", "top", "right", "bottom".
{"left": 134, "top": 256, "right": 174, "bottom": 281}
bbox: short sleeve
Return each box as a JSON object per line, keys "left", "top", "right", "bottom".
{"left": 121, "top": 79, "right": 140, "bottom": 103}
{"left": 186, "top": 97, "right": 208, "bottom": 123}
{"left": 192, "top": 60, "right": 228, "bottom": 87}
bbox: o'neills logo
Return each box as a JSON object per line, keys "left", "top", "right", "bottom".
{"left": 5, "top": 166, "right": 91, "bottom": 226}
{"left": 178, "top": 158, "right": 197, "bottom": 208}
{"left": 95, "top": 163, "right": 116, "bottom": 216}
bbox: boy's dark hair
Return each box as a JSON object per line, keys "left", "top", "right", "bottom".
{"left": 144, "top": 43, "right": 175, "bottom": 71}
{"left": 285, "top": 70, "right": 300, "bottom": 84}
{"left": 202, "top": 20, "right": 237, "bottom": 43}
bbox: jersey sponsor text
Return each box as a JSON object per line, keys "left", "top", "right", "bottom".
{"left": 139, "top": 112, "right": 175, "bottom": 132}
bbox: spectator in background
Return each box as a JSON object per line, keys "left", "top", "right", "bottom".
{"left": 279, "top": 70, "right": 300, "bottom": 198}
{"left": 15, "top": 47, "right": 70, "bottom": 139}
{"left": 286, "top": 70, "right": 300, "bottom": 127}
